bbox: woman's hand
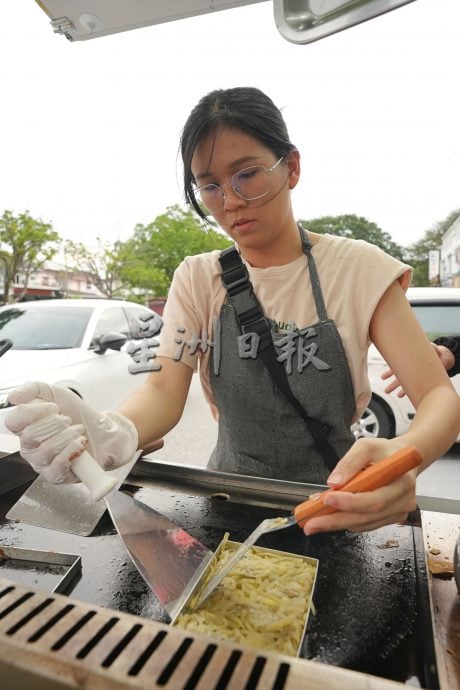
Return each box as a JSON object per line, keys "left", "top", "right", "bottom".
{"left": 301, "top": 438, "right": 418, "bottom": 535}
{"left": 381, "top": 343, "right": 455, "bottom": 397}
{"left": 6, "top": 382, "right": 138, "bottom": 484}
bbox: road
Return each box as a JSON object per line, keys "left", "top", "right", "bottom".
{"left": 148, "top": 372, "right": 217, "bottom": 468}
{"left": 148, "top": 373, "right": 459, "bottom": 502}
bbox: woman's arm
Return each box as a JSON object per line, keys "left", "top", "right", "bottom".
{"left": 368, "top": 281, "right": 460, "bottom": 466}
{"left": 117, "top": 357, "right": 194, "bottom": 450}
{"left": 302, "top": 280, "right": 460, "bottom": 535}
{"left": 381, "top": 341, "right": 457, "bottom": 397}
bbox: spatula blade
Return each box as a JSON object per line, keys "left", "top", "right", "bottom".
{"left": 105, "top": 490, "right": 213, "bottom": 619}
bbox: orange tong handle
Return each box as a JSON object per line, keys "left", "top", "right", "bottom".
{"left": 294, "top": 445, "right": 422, "bottom": 528}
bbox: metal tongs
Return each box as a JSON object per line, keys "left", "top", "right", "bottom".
{"left": 195, "top": 445, "right": 422, "bottom": 607}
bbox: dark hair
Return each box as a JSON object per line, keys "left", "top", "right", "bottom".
{"left": 180, "top": 86, "right": 296, "bottom": 221}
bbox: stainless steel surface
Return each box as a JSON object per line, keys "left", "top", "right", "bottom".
{"left": 106, "top": 489, "right": 214, "bottom": 619}
{"left": 417, "top": 495, "right": 460, "bottom": 515}
{"left": 6, "top": 455, "right": 139, "bottom": 536}
{"left": 132, "top": 458, "right": 328, "bottom": 508}
{"left": 133, "top": 458, "right": 460, "bottom": 514}
{"left": 0, "top": 545, "right": 81, "bottom": 593}
{"left": 35, "top": 0, "right": 267, "bottom": 41}
{"left": 274, "top": 0, "right": 416, "bottom": 44}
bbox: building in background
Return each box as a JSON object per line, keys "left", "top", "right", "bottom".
{"left": 3, "top": 261, "right": 104, "bottom": 302}
{"left": 440, "top": 216, "right": 460, "bottom": 287}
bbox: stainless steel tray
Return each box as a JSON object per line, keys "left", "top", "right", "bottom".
{"left": 172, "top": 538, "right": 319, "bottom": 657}
{"left": 0, "top": 546, "right": 81, "bottom": 593}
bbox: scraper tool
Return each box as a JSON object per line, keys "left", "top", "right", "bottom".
{"left": 54, "top": 448, "right": 213, "bottom": 618}
{"left": 7, "top": 404, "right": 213, "bottom": 617}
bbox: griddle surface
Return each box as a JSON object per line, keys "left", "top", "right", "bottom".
{"left": 0, "top": 483, "right": 433, "bottom": 686}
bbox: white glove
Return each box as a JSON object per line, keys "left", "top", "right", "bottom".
{"left": 6, "top": 382, "right": 138, "bottom": 485}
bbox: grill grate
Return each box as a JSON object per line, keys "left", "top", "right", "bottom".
{"left": 0, "top": 577, "right": 404, "bottom": 690}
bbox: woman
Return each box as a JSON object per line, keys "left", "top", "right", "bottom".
{"left": 7, "top": 87, "right": 460, "bottom": 537}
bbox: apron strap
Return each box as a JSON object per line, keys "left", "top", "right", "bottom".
{"left": 298, "top": 223, "right": 329, "bottom": 322}
{"left": 218, "top": 245, "right": 339, "bottom": 472}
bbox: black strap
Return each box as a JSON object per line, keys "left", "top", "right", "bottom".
{"left": 219, "top": 246, "right": 339, "bottom": 471}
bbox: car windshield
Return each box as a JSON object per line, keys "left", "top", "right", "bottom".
{"left": 412, "top": 304, "right": 460, "bottom": 341}
{"left": 0, "top": 306, "right": 93, "bottom": 349}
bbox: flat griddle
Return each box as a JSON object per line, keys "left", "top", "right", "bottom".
{"left": 0, "top": 457, "right": 439, "bottom": 689}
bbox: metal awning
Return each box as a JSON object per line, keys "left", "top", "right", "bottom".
{"left": 34, "top": 0, "right": 417, "bottom": 44}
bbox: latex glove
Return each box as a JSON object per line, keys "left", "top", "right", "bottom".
{"left": 5, "top": 382, "right": 138, "bottom": 485}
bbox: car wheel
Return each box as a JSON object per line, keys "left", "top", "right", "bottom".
{"left": 352, "top": 397, "right": 394, "bottom": 440}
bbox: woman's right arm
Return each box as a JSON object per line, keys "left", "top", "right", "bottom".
{"left": 5, "top": 358, "right": 194, "bottom": 485}
{"left": 117, "top": 356, "right": 194, "bottom": 450}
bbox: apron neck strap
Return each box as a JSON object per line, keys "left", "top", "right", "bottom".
{"left": 298, "top": 223, "right": 328, "bottom": 322}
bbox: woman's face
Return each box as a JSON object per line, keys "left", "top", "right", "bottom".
{"left": 191, "top": 128, "right": 300, "bottom": 252}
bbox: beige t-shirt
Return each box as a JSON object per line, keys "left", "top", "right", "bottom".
{"left": 156, "top": 233, "right": 412, "bottom": 422}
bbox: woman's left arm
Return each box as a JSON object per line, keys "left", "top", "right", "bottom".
{"left": 302, "top": 280, "right": 460, "bottom": 535}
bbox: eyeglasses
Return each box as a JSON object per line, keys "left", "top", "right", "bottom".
{"left": 193, "top": 156, "right": 285, "bottom": 215}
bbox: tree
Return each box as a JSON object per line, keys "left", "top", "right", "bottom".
{"left": 404, "top": 208, "right": 460, "bottom": 286}
{"left": 63, "top": 238, "right": 150, "bottom": 300}
{"left": 0, "top": 210, "right": 60, "bottom": 303}
{"left": 299, "top": 214, "right": 405, "bottom": 260}
{"left": 62, "top": 206, "right": 231, "bottom": 302}
{"left": 126, "top": 205, "right": 232, "bottom": 293}
{"left": 117, "top": 238, "right": 170, "bottom": 300}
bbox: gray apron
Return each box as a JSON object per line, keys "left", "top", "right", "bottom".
{"left": 208, "top": 230, "right": 356, "bottom": 484}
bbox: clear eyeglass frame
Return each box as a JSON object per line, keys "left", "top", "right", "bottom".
{"left": 193, "top": 155, "right": 285, "bottom": 215}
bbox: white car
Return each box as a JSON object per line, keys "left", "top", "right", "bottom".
{"left": 353, "top": 287, "right": 460, "bottom": 439}
{"left": 0, "top": 298, "right": 162, "bottom": 433}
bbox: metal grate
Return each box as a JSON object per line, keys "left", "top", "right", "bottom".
{"left": 0, "top": 577, "right": 294, "bottom": 690}
{"left": 0, "top": 577, "right": 405, "bottom": 690}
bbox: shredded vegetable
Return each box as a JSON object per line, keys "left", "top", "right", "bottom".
{"left": 174, "top": 537, "right": 316, "bottom": 656}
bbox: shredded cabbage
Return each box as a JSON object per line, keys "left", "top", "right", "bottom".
{"left": 174, "top": 537, "right": 316, "bottom": 656}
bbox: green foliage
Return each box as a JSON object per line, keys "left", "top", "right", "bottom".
{"left": 117, "top": 241, "right": 170, "bottom": 299}
{"left": 9, "top": 204, "right": 457, "bottom": 302}
{"left": 0, "top": 210, "right": 60, "bottom": 303}
{"left": 299, "top": 214, "right": 405, "bottom": 260}
{"left": 125, "top": 205, "right": 232, "bottom": 294}
{"left": 63, "top": 238, "right": 142, "bottom": 300}
{"left": 62, "top": 205, "right": 231, "bottom": 300}
{"left": 404, "top": 208, "right": 460, "bottom": 286}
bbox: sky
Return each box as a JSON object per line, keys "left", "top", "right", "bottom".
{"left": 0, "top": 0, "right": 459, "bottom": 250}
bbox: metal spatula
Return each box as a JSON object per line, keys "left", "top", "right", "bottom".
{"left": 70, "top": 459, "right": 214, "bottom": 617}
{"left": 195, "top": 445, "right": 422, "bottom": 607}
{"left": 6, "top": 407, "right": 214, "bottom": 617}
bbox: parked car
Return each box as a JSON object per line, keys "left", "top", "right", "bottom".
{"left": 0, "top": 299, "right": 162, "bottom": 433}
{"left": 353, "top": 287, "right": 460, "bottom": 439}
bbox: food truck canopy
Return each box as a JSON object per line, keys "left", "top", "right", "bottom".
{"left": 34, "top": 0, "right": 416, "bottom": 44}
